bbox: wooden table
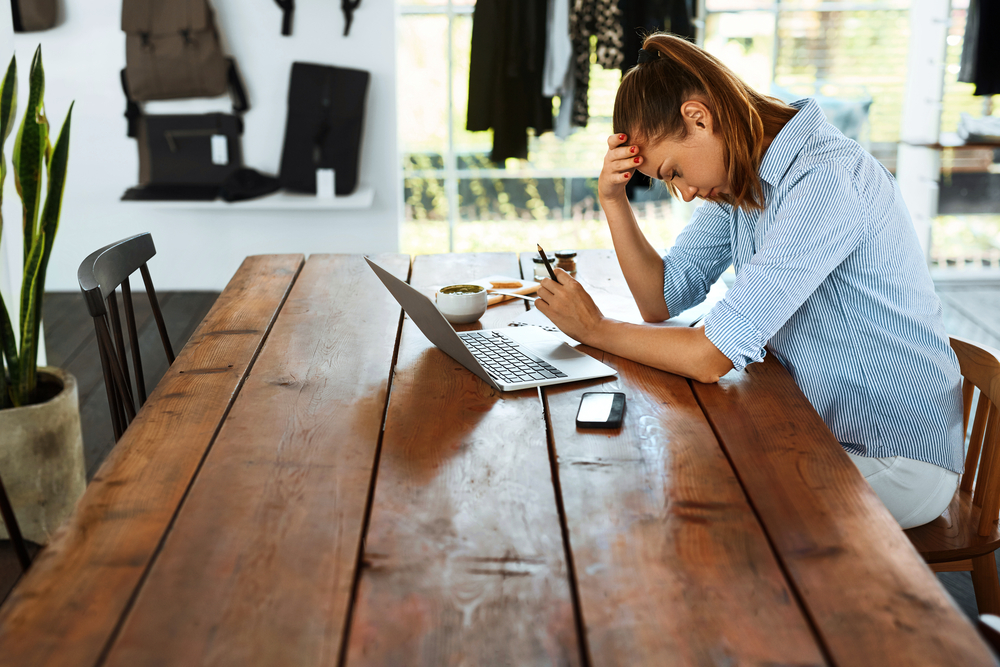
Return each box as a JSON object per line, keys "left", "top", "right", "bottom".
{"left": 0, "top": 251, "right": 994, "bottom": 666}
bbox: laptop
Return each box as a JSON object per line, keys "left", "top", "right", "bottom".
{"left": 366, "top": 258, "right": 617, "bottom": 391}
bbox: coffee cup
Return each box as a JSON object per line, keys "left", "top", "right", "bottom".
{"left": 436, "top": 284, "right": 487, "bottom": 324}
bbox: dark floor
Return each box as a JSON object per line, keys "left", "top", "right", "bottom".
{"left": 1, "top": 284, "right": 999, "bottom": 619}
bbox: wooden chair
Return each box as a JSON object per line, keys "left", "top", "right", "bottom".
{"left": 77, "top": 233, "right": 174, "bottom": 442}
{"left": 906, "top": 336, "right": 1000, "bottom": 614}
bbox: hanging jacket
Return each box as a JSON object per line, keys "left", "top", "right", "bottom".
{"left": 468, "top": 0, "right": 554, "bottom": 163}
{"left": 568, "top": 0, "right": 624, "bottom": 128}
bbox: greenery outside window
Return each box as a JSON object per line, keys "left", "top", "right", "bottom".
{"left": 399, "top": 1, "right": 999, "bottom": 269}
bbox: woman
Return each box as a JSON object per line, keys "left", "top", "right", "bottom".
{"left": 535, "top": 33, "right": 963, "bottom": 529}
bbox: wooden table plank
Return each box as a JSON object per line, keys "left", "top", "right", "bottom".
{"left": 0, "top": 254, "right": 303, "bottom": 667}
{"left": 100, "top": 254, "right": 410, "bottom": 667}
{"left": 537, "top": 250, "right": 827, "bottom": 665}
{"left": 692, "top": 357, "right": 997, "bottom": 666}
{"left": 344, "top": 253, "right": 581, "bottom": 666}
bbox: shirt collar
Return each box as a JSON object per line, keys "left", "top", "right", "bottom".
{"left": 758, "top": 98, "right": 824, "bottom": 187}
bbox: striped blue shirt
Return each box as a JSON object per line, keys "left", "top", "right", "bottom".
{"left": 662, "top": 98, "right": 964, "bottom": 473}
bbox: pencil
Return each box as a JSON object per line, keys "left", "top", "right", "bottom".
{"left": 537, "top": 244, "right": 557, "bottom": 281}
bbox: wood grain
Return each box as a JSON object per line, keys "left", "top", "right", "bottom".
{"left": 931, "top": 559, "right": 973, "bottom": 573}
{"left": 343, "top": 253, "right": 580, "bottom": 667}
{"left": 908, "top": 337, "right": 1000, "bottom": 617}
{"left": 692, "top": 356, "right": 997, "bottom": 666}
{"left": 908, "top": 491, "right": 1000, "bottom": 562}
{"left": 972, "top": 553, "right": 1000, "bottom": 614}
{"left": 100, "top": 254, "right": 410, "bottom": 667}
{"left": 0, "top": 254, "right": 303, "bottom": 667}
{"left": 543, "top": 250, "right": 825, "bottom": 665}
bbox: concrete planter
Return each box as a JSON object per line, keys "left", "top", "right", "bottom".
{"left": 0, "top": 367, "right": 86, "bottom": 544}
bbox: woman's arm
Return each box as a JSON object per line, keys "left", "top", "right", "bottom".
{"left": 535, "top": 270, "right": 734, "bottom": 384}
{"left": 593, "top": 320, "right": 734, "bottom": 384}
{"left": 599, "top": 134, "right": 733, "bottom": 323}
{"left": 599, "top": 134, "right": 672, "bottom": 322}
{"left": 600, "top": 195, "right": 673, "bottom": 322}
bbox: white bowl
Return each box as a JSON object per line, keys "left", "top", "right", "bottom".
{"left": 436, "top": 284, "right": 487, "bottom": 324}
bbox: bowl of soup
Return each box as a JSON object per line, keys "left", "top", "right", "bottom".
{"left": 436, "top": 284, "right": 487, "bottom": 324}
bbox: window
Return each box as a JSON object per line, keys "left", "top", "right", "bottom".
{"left": 398, "top": 1, "right": 676, "bottom": 256}
{"left": 399, "top": 1, "right": 999, "bottom": 269}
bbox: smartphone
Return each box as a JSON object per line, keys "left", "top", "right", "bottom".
{"left": 575, "top": 392, "right": 626, "bottom": 429}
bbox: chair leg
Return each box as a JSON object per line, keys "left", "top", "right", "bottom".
{"left": 0, "top": 473, "right": 31, "bottom": 571}
{"left": 971, "top": 552, "right": 1000, "bottom": 614}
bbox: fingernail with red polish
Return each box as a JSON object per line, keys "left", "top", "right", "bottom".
{"left": 629, "top": 146, "right": 636, "bottom": 153}
{"left": 624, "top": 172, "right": 630, "bottom": 178}
{"left": 619, "top": 134, "right": 625, "bottom": 140}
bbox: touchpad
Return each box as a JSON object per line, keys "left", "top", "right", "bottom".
{"left": 523, "top": 340, "right": 581, "bottom": 361}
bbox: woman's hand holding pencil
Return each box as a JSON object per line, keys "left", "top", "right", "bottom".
{"left": 534, "top": 243, "right": 607, "bottom": 345}
{"left": 537, "top": 244, "right": 557, "bottom": 281}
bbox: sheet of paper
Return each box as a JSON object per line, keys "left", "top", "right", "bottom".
{"left": 507, "top": 280, "right": 728, "bottom": 346}
{"left": 508, "top": 308, "right": 580, "bottom": 346}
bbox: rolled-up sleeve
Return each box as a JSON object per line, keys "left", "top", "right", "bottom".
{"left": 662, "top": 201, "right": 733, "bottom": 318}
{"left": 704, "top": 165, "right": 866, "bottom": 371}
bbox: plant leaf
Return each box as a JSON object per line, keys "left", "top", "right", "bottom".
{"left": 0, "top": 55, "right": 15, "bottom": 409}
{"left": 16, "top": 230, "right": 44, "bottom": 404}
{"left": 0, "top": 291, "right": 16, "bottom": 408}
{"left": 0, "top": 55, "right": 16, "bottom": 216}
{"left": 26, "top": 101, "right": 72, "bottom": 382}
{"left": 12, "top": 46, "right": 46, "bottom": 265}
{"left": 0, "top": 55, "right": 15, "bottom": 309}
{"left": 0, "top": 55, "right": 17, "bottom": 147}
{"left": 37, "top": 102, "right": 69, "bottom": 260}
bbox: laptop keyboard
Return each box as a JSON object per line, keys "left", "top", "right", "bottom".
{"left": 459, "top": 331, "right": 567, "bottom": 385}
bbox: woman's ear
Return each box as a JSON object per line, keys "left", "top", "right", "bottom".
{"left": 680, "top": 100, "right": 714, "bottom": 134}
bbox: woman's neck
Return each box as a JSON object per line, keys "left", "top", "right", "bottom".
{"left": 761, "top": 107, "right": 796, "bottom": 156}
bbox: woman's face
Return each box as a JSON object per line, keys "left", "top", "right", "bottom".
{"left": 635, "top": 100, "right": 729, "bottom": 203}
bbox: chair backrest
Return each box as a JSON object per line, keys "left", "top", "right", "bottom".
{"left": 77, "top": 233, "right": 175, "bottom": 441}
{"left": 952, "top": 336, "right": 1000, "bottom": 536}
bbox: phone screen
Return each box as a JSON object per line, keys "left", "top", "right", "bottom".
{"left": 577, "top": 393, "right": 615, "bottom": 423}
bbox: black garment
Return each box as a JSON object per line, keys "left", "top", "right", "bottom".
{"left": 221, "top": 168, "right": 281, "bottom": 202}
{"left": 569, "top": 0, "right": 623, "bottom": 127}
{"left": 468, "top": 0, "right": 553, "bottom": 163}
{"left": 619, "top": 0, "right": 695, "bottom": 74}
{"left": 278, "top": 63, "right": 370, "bottom": 196}
{"left": 960, "top": 0, "right": 1000, "bottom": 96}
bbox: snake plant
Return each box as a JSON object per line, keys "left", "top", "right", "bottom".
{"left": 0, "top": 46, "right": 73, "bottom": 408}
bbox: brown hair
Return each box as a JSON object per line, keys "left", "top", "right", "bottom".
{"left": 614, "top": 33, "right": 797, "bottom": 210}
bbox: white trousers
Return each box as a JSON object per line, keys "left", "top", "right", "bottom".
{"left": 847, "top": 453, "right": 960, "bottom": 529}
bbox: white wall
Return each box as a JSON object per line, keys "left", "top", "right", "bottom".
{"left": 8, "top": 0, "right": 399, "bottom": 291}
{"left": 895, "top": 0, "right": 949, "bottom": 260}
